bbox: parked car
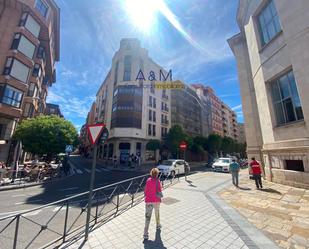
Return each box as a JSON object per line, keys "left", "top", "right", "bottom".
{"left": 157, "top": 159, "right": 189, "bottom": 177}
{"left": 212, "top": 158, "right": 233, "bottom": 173}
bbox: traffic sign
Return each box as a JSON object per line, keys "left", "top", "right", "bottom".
{"left": 65, "top": 145, "right": 73, "bottom": 153}
{"left": 87, "top": 124, "right": 105, "bottom": 145}
{"left": 179, "top": 141, "right": 187, "bottom": 150}
{"left": 99, "top": 127, "right": 109, "bottom": 144}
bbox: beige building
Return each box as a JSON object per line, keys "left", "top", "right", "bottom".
{"left": 93, "top": 38, "right": 171, "bottom": 163}
{"left": 0, "top": 0, "right": 60, "bottom": 163}
{"left": 221, "top": 102, "right": 238, "bottom": 141}
{"left": 237, "top": 123, "right": 246, "bottom": 144}
{"left": 229, "top": 0, "right": 309, "bottom": 188}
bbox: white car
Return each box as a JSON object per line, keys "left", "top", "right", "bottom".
{"left": 157, "top": 159, "right": 189, "bottom": 177}
{"left": 212, "top": 158, "right": 232, "bottom": 173}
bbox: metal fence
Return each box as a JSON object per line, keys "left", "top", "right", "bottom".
{"left": 0, "top": 171, "right": 179, "bottom": 249}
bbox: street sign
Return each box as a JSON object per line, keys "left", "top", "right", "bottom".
{"left": 179, "top": 141, "right": 187, "bottom": 151}
{"left": 87, "top": 124, "right": 105, "bottom": 145}
{"left": 99, "top": 127, "right": 109, "bottom": 144}
{"left": 65, "top": 145, "right": 73, "bottom": 153}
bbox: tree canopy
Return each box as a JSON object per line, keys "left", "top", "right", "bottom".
{"left": 14, "top": 115, "right": 78, "bottom": 156}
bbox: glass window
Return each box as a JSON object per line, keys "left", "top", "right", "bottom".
{"left": 153, "top": 98, "right": 156, "bottom": 108}
{"left": 23, "top": 103, "right": 34, "bottom": 117}
{"left": 114, "top": 61, "right": 119, "bottom": 85}
{"left": 37, "top": 46, "right": 46, "bottom": 60}
{"left": 123, "top": 55, "right": 132, "bottom": 81}
{"left": 32, "top": 64, "right": 41, "bottom": 78}
{"left": 148, "top": 124, "right": 152, "bottom": 136}
{"left": 1, "top": 85, "right": 23, "bottom": 108}
{"left": 153, "top": 111, "right": 156, "bottom": 122}
{"left": 11, "top": 34, "right": 36, "bottom": 59}
{"left": 35, "top": 0, "right": 49, "bottom": 18}
{"left": 22, "top": 13, "right": 41, "bottom": 38}
{"left": 152, "top": 125, "right": 156, "bottom": 136}
{"left": 149, "top": 110, "right": 152, "bottom": 121}
{"left": 149, "top": 96, "right": 152, "bottom": 107}
{"left": 271, "top": 70, "right": 303, "bottom": 125}
{"left": 257, "top": 0, "right": 281, "bottom": 46}
{"left": 27, "top": 82, "right": 37, "bottom": 97}
{"left": 3, "top": 58, "right": 30, "bottom": 83}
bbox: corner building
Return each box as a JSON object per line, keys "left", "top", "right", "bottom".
{"left": 0, "top": 0, "right": 60, "bottom": 162}
{"left": 94, "top": 39, "right": 171, "bottom": 163}
{"left": 229, "top": 0, "right": 309, "bottom": 188}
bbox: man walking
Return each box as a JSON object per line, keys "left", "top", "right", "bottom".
{"left": 230, "top": 159, "right": 240, "bottom": 187}
{"left": 250, "top": 157, "right": 263, "bottom": 189}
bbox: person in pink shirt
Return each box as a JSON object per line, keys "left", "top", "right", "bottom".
{"left": 143, "top": 168, "right": 162, "bottom": 240}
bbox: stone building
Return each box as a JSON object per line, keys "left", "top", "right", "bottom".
{"left": 0, "top": 0, "right": 60, "bottom": 162}
{"left": 228, "top": 0, "right": 309, "bottom": 188}
{"left": 92, "top": 38, "right": 171, "bottom": 163}
{"left": 237, "top": 123, "right": 246, "bottom": 144}
{"left": 45, "top": 103, "right": 62, "bottom": 117}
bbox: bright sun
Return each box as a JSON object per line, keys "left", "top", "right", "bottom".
{"left": 125, "top": 0, "right": 160, "bottom": 32}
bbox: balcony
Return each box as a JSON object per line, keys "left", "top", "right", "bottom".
{"left": 162, "top": 94, "right": 169, "bottom": 100}
{"left": 161, "top": 120, "right": 169, "bottom": 125}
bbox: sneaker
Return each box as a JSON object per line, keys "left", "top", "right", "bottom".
{"left": 156, "top": 224, "right": 162, "bottom": 230}
{"left": 143, "top": 233, "right": 149, "bottom": 240}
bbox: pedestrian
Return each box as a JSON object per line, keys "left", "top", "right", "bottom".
{"left": 249, "top": 157, "right": 263, "bottom": 189}
{"left": 113, "top": 155, "right": 117, "bottom": 168}
{"left": 229, "top": 158, "right": 240, "bottom": 187}
{"left": 143, "top": 168, "right": 163, "bottom": 240}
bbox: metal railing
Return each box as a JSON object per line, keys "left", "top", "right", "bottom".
{"left": 0, "top": 171, "right": 179, "bottom": 249}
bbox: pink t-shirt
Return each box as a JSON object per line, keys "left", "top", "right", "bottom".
{"left": 144, "top": 177, "right": 162, "bottom": 203}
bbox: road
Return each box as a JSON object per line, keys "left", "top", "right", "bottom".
{"left": 0, "top": 155, "right": 146, "bottom": 216}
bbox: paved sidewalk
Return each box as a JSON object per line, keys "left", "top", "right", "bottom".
{"left": 219, "top": 174, "right": 309, "bottom": 248}
{"left": 61, "top": 171, "right": 278, "bottom": 249}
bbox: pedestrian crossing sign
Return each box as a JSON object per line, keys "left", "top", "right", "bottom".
{"left": 87, "top": 124, "right": 105, "bottom": 145}
{"left": 65, "top": 145, "right": 73, "bottom": 153}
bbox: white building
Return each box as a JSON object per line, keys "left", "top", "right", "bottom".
{"left": 228, "top": 0, "right": 309, "bottom": 188}
{"left": 95, "top": 39, "right": 171, "bottom": 163}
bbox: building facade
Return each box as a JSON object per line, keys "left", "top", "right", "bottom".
{"left": 237, "top": 123, "right": 246, "bottom": 144}
{"left": 0, "top": 0, "right": 60, "bottom": 162}
{"left": 171, "top": 83, "right": 202, "bottom": 137}
{"left": 221, "top": 102, "right": 238, "bottom": 140}
{"left": 229, "top": 0, "right": 309, "bottom": 188}
{"left": 45, "top": 103, "right": 62, "bottom": 117}
{"left": 92, "top": 38, "right": 171, "bottom": 163}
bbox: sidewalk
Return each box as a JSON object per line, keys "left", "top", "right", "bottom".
{"left": 219, "top": 173, "right": 309, "bottom": 248}
{"left": 61, "top": 171, "right": 278, "bottom": 249}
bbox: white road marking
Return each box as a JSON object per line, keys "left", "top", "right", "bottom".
{"left": 100, "top": 168, "right": 110, "bottom": 172}
{"left": 15, "top": 199, "right": 43, "bottom": 205}
{"left": 95, "top": 168, "right": 101, "bottom": 173}
{"left": 12, "top": 194, "right": 26, "bottom": 197}
{"left": 76, "top": 169, "right": 83, "bottom": 174}
{"left": 84, "top": 168, "right": 91, "bottom": 173}
{"left": 59, "top": 187, "right": 79, "bottom": 191}
{"left": 23, "top": 210, "right": 41, "bottom": 217}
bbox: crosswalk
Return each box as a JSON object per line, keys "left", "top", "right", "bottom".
{"left": 71, "top": 165, "right": 110, "bottom": 175}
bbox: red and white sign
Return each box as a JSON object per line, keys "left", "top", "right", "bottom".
{"left": 179, "top": 141, "right": 187, "bottom": 150}
{"left": 87, "top": 124, "right": 105, "bottom": 145}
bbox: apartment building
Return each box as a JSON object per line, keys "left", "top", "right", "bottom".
{"left": 0, "top": 0, "right": 60, "bottom": 162}
{"left": 228, "top": 0, "right": 309, "bottom": 188}
{"left": 91, "top": 38, "right": 171, "bottom": 163}
{"left": 171, "top": 83, "right": 202, "bottom": 137}
{"left": 45, "top": 103, "right": 62, "bottom": 117}
{"left": 221, "top": 102, "right": 238, "bottom": 141}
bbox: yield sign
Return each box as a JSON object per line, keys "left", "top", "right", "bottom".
{"left": 87, "top": 124, "right": 105, "bottom": 145}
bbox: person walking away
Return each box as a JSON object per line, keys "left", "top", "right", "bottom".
{"left": 229, "top": 159, "right": 240, "bottom": 187}
{"left": 250, "top": 157, "right": 263, "bottom": 189}
{"left": 143, "top": 168, "right": 163, "bottom": 240}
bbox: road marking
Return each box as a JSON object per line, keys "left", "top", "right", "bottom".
{"left": 12, "top": 194, "right": 26, "bottom": 197}
{"left": 15, "top": 199, "right": 43, "bottom": 205}
{"left": 95, "top": 168, "right": 101, "bottom": 173}
{"left": 59, "top": 187, "right": 79, "bottom": 191}
{"left": 76, "top": 169, "right": 83, "bottom": 174}
{"left": 100, "top": 168, "right": 110, "bottom": 172}
{"left": 84, "top": 168, "right": 91, "bottom": 173}
{"left": 24, "top": 210, "right": 41, "bottom": 217}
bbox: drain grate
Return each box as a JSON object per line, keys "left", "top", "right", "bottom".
{"left": 162, "top": 197, "right": 180, "bottom": 205}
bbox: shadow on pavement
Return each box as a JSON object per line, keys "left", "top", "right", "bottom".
{"left": 143, "top": 230, "right": 167, "bottom": 249}
{"left": 258, "top": 188, "right": 282, "bottom": 195}
{"left": 238, "top": 186, "right": 251, "bottom": 191}
{"left": 185, "top": 180, "right": 197, "bottom": 188}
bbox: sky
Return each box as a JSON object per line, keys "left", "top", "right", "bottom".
{"left": 47, "top": 0, "right": 243, "bottom": 132}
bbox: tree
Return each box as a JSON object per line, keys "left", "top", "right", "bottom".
{"left": 221, "top": 136, "right": 234, "bottom": 154}
{"left": 207, "top": 134, "right": 222, "bottom": 156}
{"left": 165, "top": 125, "right": 186, "bottom": 158}
{"left": 146, "top": 139, "right": 161, "bottom": 162}
{"left": 14, "top": 115, "right": 78, "bottom": 160}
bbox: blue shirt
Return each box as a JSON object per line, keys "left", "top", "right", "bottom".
{"left": 230, "top": 162, "right": 240, "bottom": 172}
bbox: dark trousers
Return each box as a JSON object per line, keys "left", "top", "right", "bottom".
{"left": 253, "top": 174, "right": 263, "bottom": 188}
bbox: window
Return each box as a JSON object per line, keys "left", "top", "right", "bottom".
{"left": 0, "top": 84, "right": 23, "bottom": 108}
{"left": 285, "top": 160, "right": 304, "bottom": 172}
{"left": 148, "top": 124, "right": 152, "bottom": 136}
{"left": 3, "top": 57, "right": 30, "bottom": 83}
{"left": 27, "top": 83, "right": 38, "bottom": 97}
{"left": 35, "top": 0, "right": 49, "bottom": 18}
{"left": 11, "top": 33, "right": 36, "bottom": 59}
{"left": 270, "top": 71, "right": 303, "bottom": 125}
{"left": 23, "top": 103, "right": 34, "bottom": 117}
{"left": 153, "top": 98, "right": 156, "bottom": 108}
{"left": 114, "top": 61, "right": 119, "bottom": 85}
{"left": 257, "top": 0, "right": 281, "bottom": 46}
{"left": 149, "top": 96, "right": 152, "bottom": 107}
{"left": 150, "top": 83, "right": 155, "bottom": 94}
{"left": 149, "top": 110, "right": 152, "bottom": 121}
{"left": 32, "top": 64, "right": 42, "bottom": 78}
{"left": 37, "top": 46, "right": 46, "bottom": 60}
{"left": 19, "top": 13, "right": 41, "bottom": 38}
{"left": 0, "top": 124, "right": 6, "bottom": 140}
{"left": 123, "top": 55, "right": 132, "bottom": 81}
{"left": 153, "top": 111, "right": 156, "bottom": 122}
{"left": 153, "top": 125, "right": 156, "bottom": 136}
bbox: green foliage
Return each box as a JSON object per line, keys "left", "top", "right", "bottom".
{"left": 146, "top": 139, "right": 161, "bottom": 151}
{"left": 165, "top": 125, "right": 187, "bottom": 155}
{"left": 14, "top": 115, "right": 78, "bottom": 156}
{"left": 207, "top": 134, "right": 222, "bottom": 154}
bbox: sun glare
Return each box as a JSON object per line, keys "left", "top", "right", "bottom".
{"left": 125, "top": 0, "right": 160, "bottom": 32}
